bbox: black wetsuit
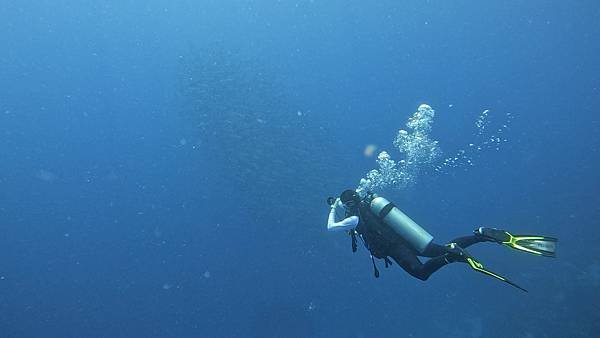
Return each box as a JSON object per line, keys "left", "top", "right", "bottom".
{"left": 353, "top": 199, "right": 489, "bottom": 281}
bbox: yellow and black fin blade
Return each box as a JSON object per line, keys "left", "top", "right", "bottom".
{"left": 466, "top": 257, "right": 528, "bottom": 293}
{"left": 503, "top": 233, "right": 558, "bottom": 258}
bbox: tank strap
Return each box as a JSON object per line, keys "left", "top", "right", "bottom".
{"left": 378, "top": 202, "right": 396, "bottom": 218}
{"left": 370, "top": 255, "right": 380, "bottom": 278}
{"left": 350, "top": 229, "right": 358, "bottom": 252}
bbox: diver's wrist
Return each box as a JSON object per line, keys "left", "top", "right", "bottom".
{"left": 334, "top": 198, "right": 341, "bottom": 208}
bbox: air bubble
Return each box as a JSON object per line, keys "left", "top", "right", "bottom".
{"left": 357, "top": 106, "right": 513, "bottom": 195}
{"left": 357, "top": 104, "right": 440, "bottom": 194}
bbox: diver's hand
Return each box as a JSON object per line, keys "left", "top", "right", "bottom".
{"left": 327, "top": 197, "right": 336, "bottom": 206}
{"left": 331, "top": 198, "right": 341, "bottom": 209}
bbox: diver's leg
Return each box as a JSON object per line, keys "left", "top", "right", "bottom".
{"left": 421, "top": 242, "right": 452, "bottom": 257}
{"left": 419, "top": 256, "right": 453, "bottom": 279}
{"left": 421, "top": 235, "right": 489, "bottom": 259}
{"left": 449, "top": 235, "right": 490, "bottom": 249}
{"left": 388, "top": 243, "right": 449, "bottom": 281}
{"left": 422, "top": 234, "right": 493, "bottom": 257}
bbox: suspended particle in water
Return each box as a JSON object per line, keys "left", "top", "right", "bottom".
{"left": 364, "top": 144, "right": 378, "bottom": 157}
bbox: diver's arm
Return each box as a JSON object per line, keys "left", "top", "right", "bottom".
{"left": 327, "top": 198, "right": 359, "bottom": 231}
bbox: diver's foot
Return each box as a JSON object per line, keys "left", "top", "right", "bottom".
{"left": 444, "top": 243, "right": 469, "bottom": 263}
{"left": 474, "top": 227, "right": 510, "bottom": 243}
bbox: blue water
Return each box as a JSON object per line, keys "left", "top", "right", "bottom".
{"left": 1, "top": 1, "right": 599, "bottom": 337}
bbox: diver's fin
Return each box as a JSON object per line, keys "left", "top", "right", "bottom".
{"left": 447, "top": 242, "right": 528, "bottom": 292}
{"left": 465, "top": 257, "right": 528, "bottom": 293}
{"left": 476, "top": 227, "right": 558, "bottom": 257}
{"left": 506, "top": 234, "right": 557, "bottom": 257}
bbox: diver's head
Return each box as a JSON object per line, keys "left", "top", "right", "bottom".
{"left": 340, "top": 189, "right": 360, "bottom": 209}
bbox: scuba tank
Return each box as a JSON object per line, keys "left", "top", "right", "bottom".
{"left": 369, "top": 196, "right": 434, "bottom": 254}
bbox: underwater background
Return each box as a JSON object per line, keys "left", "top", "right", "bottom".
{"left": 1, "top": 1, "right": 599, "bottom": 337}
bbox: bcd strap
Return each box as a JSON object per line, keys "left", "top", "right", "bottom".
{"left": 384, "top": 257, "right": 392, "bottom": 268}
{"left": 350, "top": 230, "right": 357, "bottom": 252}
{"left": 379, "top": 202, "right": 395, "bottom": 219}
{"left": 371, "top": 255, "right": 380, "bottom": 278}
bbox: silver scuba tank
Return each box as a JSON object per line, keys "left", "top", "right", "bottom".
{"left": 369, "top": 196, "right": 434, "bottom": 254}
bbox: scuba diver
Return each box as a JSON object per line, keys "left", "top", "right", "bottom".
{"left": 326, "top": 189, "right": 558, "bottom": 292}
